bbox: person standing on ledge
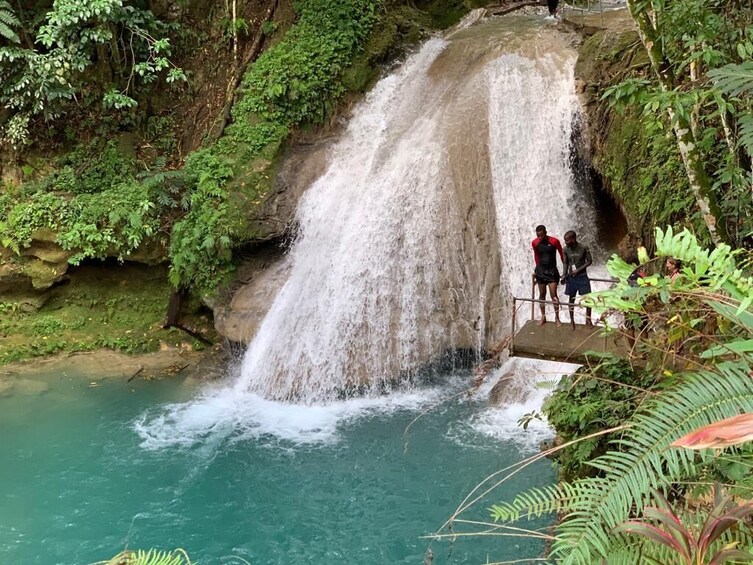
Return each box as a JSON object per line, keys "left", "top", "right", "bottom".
{"left": 547, "top": 0, "right": 559, "bottom": 17}
{"left": 561, "top": 230, "right": 593, "bottom": 330}
{"left": 532, "top": 224, "right": 564, "bottom": 327}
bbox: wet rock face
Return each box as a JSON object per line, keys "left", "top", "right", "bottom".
{"left": 253, "top": 138, "right": 335, "bottom": 240}
{"left": 214, "top": 255, "right": 292, "bottom": 344}
{"left": 210, "top": 139, "right": 333, "bottom": 344}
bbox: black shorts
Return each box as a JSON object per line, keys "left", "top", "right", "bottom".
{"left": 535, "top": 266, "right": 560, "bottom": 284}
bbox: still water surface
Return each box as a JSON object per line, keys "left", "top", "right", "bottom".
{"left": 0, "top": 372, "right": 554, "bottom": 564}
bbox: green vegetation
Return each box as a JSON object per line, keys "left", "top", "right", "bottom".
{"left": 168, "top": 0, "right": 380, "bottom": 292}
{"left": 0, "top": 263, "right": 212, "bottom": 364}
{"left": 0, "top": 139, "right": 167, "bottom": 263}
{"left": 541, "top": 355, "right": 660, "bottom": 481}
{"left": 0, "top": 0, "right": 185, "bottom": 147}
{"left": 600, "top": 1, "right": 753, "bottom": 245}
{"left": 1, "top": 0, "right": 453, "bottom": 301}
{"left": 485, "top": 228, "right": 753, "bottom": 563}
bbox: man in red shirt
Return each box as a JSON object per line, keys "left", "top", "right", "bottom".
{"left": 531, "top": 224, "right": 564, "bottom": 326}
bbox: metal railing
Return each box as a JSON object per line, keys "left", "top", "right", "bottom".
{"left": 509, "top": 275, "right": 619, "bottom": 353}
{"left": 527, "top": 274, "right": 618, "bottom": 319}
{"left": 563, "top": 0, "right": 627, "bottom": 27}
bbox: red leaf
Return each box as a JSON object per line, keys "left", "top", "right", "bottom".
{"left": 671, "top": 413, "right": 753, "bottom": 450}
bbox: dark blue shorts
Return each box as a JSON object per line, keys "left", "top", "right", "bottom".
{"left": 565, "top": 273, "right": 591, "bottom": 297}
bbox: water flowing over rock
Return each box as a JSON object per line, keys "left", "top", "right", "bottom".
{"left": 236, "top": 17, "right": 597, "bottom": 403}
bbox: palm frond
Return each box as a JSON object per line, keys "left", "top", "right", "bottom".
{"left": 708, "top": 62, "right": 753, "bottom": 98}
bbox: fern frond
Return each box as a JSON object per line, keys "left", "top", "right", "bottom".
{"left": 490, "top": 482, "right": 591, "bottom": 522}
{"left": 0, "top": 0, "right": 19, "bottom": 43}
{"left": 493, "top": 364, "right": 753, "bottom": 564}
{"left": 738, "top": 113, "right": 753, "bottom": 161}
{"left": 709, "top": 61, "right": 753, "bottom": 98}
{"left": 0, "top": 21, "right": 18, "bottom": 43}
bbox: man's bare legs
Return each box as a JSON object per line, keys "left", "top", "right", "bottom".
{"left": 549, "top": 281, "right": 561, "bottom": 327}
{"left": 567, "top": 297, "right": 594, "bottom": 330}
{"left": 537, "top": 283, "right": 547, "bottom": 325}
{"left": 537, "top": 282, "right": 561, "bottom": 326}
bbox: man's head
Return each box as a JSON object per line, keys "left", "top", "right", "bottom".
{"left": 564, "top": 230, "right": 577, "bottom": 247}
{"left": 535, "top": 225, "right": 547, "bottom": 239}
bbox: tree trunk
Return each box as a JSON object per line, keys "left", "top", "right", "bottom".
{"left": 210, "top": 0, "right": 279, "bottom": 142}
{"left": 626, "top": 0, "right": 728, "bottom": 245}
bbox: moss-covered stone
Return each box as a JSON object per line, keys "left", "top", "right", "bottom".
{"left": 0, "top": 262, "right": 216, "bottom": 366}
{"left": 576, "top": 28, "right": 697, "bottom": 244}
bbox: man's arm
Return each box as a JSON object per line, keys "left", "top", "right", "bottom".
{"left": 551, "top": 237, "right": 564, "bottom": 262}
{"left": 532, "top": 240, "right": 540, "bottom": 266}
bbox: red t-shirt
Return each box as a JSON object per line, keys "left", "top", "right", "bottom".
{"left": 531, "top": 236, "right": 564, "bottom": 268}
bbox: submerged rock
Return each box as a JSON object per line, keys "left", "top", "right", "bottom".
{"left": 0, "top": 378, "right": 12, "bottom": 396}
{"left": 12, "top": 379, "right": 50, "bottom": 395}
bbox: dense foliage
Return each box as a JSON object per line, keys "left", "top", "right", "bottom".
{"left": 0, "top": 0, "right": 185, "bottom": 147}
{"left": 168, "top": 0, "right": 379, "bottom": 292}
{"left": 541, "top": 356, "right": 660, "bottom": 481}
{"left": 1, "top": 0, "right": 384, "bottom": 296}
{"left": 604, "top": 0, "right": 753, "bottom": 246}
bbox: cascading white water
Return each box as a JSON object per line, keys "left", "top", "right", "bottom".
{"left": 487, "top": 52, "right": 595, "bottom": 300}
{"left": 236, "top": 17, "right": 600, "bottom": 404}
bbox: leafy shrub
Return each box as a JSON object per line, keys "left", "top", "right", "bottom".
{"left": 0, "top": 0, "right": 185, "bottom": 147}
{"left": 542, "top": 355, "right": 660, "bottom": 480}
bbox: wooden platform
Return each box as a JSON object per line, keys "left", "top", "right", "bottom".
{"left": 511, "top": 320, "right": 628, "bottom": 363}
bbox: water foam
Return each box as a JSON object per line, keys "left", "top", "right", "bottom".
{"left": 135, "top": 378, "right": 469, "bottom": 450}
{"left": 463, "top": 358, "right": 580, "bottom": 451}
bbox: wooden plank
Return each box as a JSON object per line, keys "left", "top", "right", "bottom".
{"left": 511, "top": 320, "right": 628, "bottom": 363}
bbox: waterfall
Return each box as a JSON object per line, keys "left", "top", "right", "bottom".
{"left": 236, "top": 17, "right": 597, "bottom": 403}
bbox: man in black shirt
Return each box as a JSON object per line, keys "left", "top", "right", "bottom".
{"left": 561, "top": 230, "right": 593, "bottom": 329}
{"left": 531, "top": 225, "right": 564, "bottom": 326}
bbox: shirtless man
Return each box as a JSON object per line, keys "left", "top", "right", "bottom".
{"left": 561, "top": 230, "right": 593, "bottom": 329}
{"left": 531, "top": 225, "right": 564, "bottom": 326}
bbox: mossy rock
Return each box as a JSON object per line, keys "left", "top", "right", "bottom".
{"left": 576, "top": 28, "right": 694, "bottom": 241}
